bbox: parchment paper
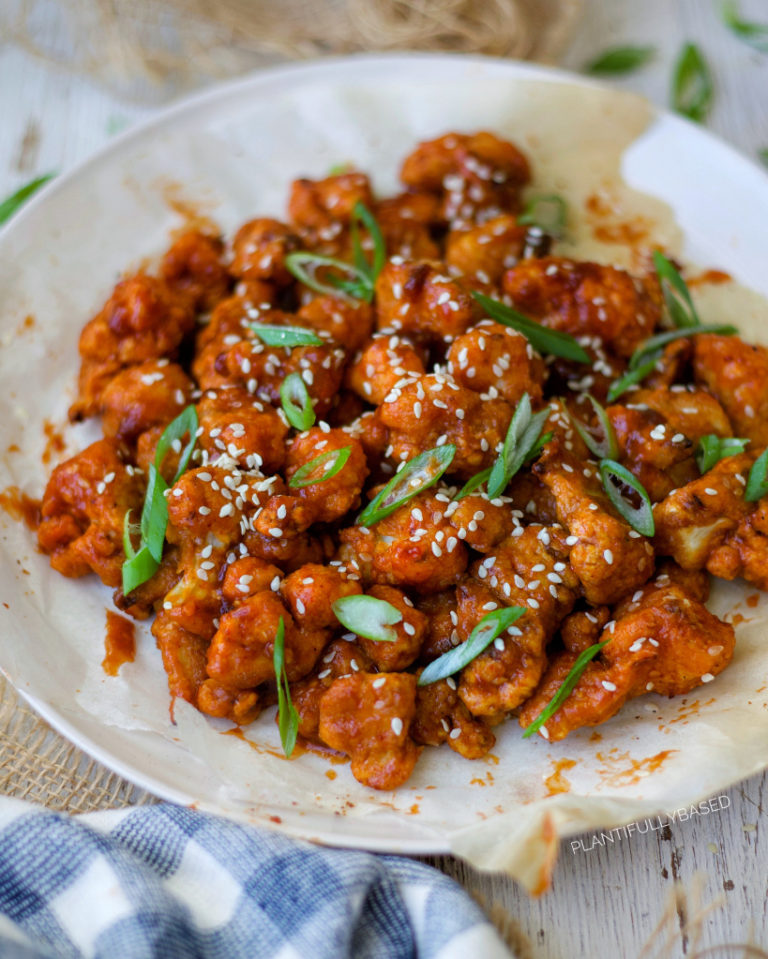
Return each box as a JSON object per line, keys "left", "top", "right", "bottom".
{"left": 2, "top": 57, "right": 768, "bottom": 892}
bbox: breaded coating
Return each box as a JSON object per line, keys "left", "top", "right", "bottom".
{"left": 693, "top": 334, "right": 768, "bottom": 445}
{"left": 280, "top": 563, "right": 362, "bottom": 630}
{"left": 412, "top": 671, "right": 496, "bottom": 759}
{"left": 100, "top": 360, "right": 194, "bottom": 445}
{"left": 374, "top": 192, "right": 441, "bottom": 260}
{"left": 445, "top": 492, "right": 519, "bottom": 553}
{"left": 196, "top": 387, "right": 289, "bottom": 473}
{"left": 229, "top": 218, "right": 301, "bottom": 286}
{"left": 297, "top": 296, "right": 374, "bottom": 353}
{"left": 346, "top": 333, "right": 426, "bottom": 406}
{"left": 445, "top": 215, "right": 527, "bottom": 284}
{"left": 631, "top": 386, "right": 732, "bottom": 444}
{"left": 285, "top": 427, "right": 369, "bottom": 524}
{"left": 355, "top": 585, "right": 428, "bottom": 672}
{"left": 417, "top": 590, "right": 461, "bottom": 662}
{"left": 160, "top": 230, "right": 231, "bottom": 311}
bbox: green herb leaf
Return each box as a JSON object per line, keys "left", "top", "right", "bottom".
{"left": 487, "top": 394, "right": 550, "bottom": 499}
{"left": 332, "top": 594, "right": 403, "bottom": 642}
{"left": 606, "top": 357, "right": 659, "bottom": 403}
{"left": 0, "top": 173, "right": 55, "bottom": 226}
{"left": 759, "top": 148, "right": 768, "bottom": 167}
{"left": 472, "top": 292, "right": 590, "bottom": 363}
{"left": 672, "top": 43, "right": 714, "bottom": 124}
{"left": 599, "top": 458, "right": 655, "bottom": 536}
{"left": 570, "top": 395, "right": 618, "bottom": 460}
{"left": 154, "top": 404, "right": 199, "bottom": 482}
{"left": 652, "top": 250, "right": 701, "bottom": 329}
{"left": 518, "top": 194, "right": 567, "bottom": 238}
{"left": 745, "top": 448, "right": 768, "bottom": 502}
{"left": 357, "top": 445, "right": 456, "bottom": 527}
{"left": 280, "top": 373, "right": 315, "bottom": 431}
{"left": 351, "top": 200, "right": 386, "bottom": 288}
{"left": 696, "top": 434, "right": 749, "bottom": 473}
{"left": 629, "top": 323, "right": 737, "bottom": 371}
{"left": 273, "top": 617, "right": 299, "bottom": 757}
{"left": 121, "top": 545, "right": 160, "bottom": 596}
{"left": 289, "top": 446, "right": 351, "bottom": 488}
{"left": 419, "top": 607, "right": 526, "bottom": 686}
{"left": 453, "top": 467, "right": 492, "bottom": 501}
{"left": 585, "top": 45, "right": 656, "bottom": 76}
{"left": 250, "top": 323, "right": 323, "bottom": 347}
{"left": 524, "top": 430, "right": 554, "bottom": 464}
{"left": 522, "top": 640, "right": 609, "bottom": 738}
{"left": 722, "top": 1, "right": 768, "bottom": 52}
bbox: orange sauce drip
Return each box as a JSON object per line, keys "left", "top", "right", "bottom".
{"left": 102, "top": 609, "right": 136, "bottom": 676}
{"left": 0, "top": 486, "right": 41, "bottom": 530}
{"left": 544, "top": 758, "right": 577, "bottom": 795}
{"left": 687, "top": 269, "right": 732, "bottom": 286}
{"left": 746, "top": 594, "right": 760, "bottom": 608}
{"left": 42, "top": 420, "right": 66, "bottom": 466}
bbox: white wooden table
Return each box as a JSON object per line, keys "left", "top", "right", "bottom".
{"left": 3, "top": 2, "right": 768, "bottom": 955}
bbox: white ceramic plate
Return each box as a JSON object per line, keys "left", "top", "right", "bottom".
{"left": 3, "top": 54, "right": 768, "bottom": 882}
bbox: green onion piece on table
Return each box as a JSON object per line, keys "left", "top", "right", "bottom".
{"left": 357, "top": 445, "right": 456, "bottom": 527}
{"left": 419, "top": 607, "right": 526, "bottom": 686}
{"left": 672, "top": 43, "right": 714, "bottom": 124}
{"left": 722, "top": 1, "right": 768, "bottom": 52}
{"left": 585, "top": 45, "right": 656, "bottom": 76}
{"left": 332, "top": 594, "right": 403, "bottom": 642}
{"left": 0, "top": 173, "right": 55, "bottom": 226}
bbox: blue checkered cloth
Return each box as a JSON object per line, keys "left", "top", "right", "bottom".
{"left": 0, "top": 799, "right": 514, "bottom": 959}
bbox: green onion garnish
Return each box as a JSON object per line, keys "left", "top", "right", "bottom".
{"left": 524, "top": 430, "right": 554, "bottom": 464}
{"left": 250, "top": 324, "right": 323, "bottom": 348}
{"left": 331, "top": 594, "right": 402, "bottom": 642}
{"left": 357, "top": 445, "right": 456, "bottom": 527}
{"left": 599, "top": 458, "right": 655, "bottom": 536}
{"left": 652, "top": 250, "right": 700, "bottom": 329}
{"left": 273, "top": 617, "right": 299, "bottom": 757}
{"left": 570, "top": 395, "right": 618, "bottom": 460}
{"left": 453, "top": 467, "right": 492, "bottom": 501}
{"left": 745, "top": 449, "right": 768, "bottom": 502}
{"left": 487, "top": 393, "right": 550, "bottom": 499}
{"left": 696, "top": 434, "right": 749, "bottom": 473}
{"left": 629, "top": 324, "right": 737, "bottom": 371}
{"left": 121, "top": 405, "right": 198, "bottom": 595}
{"left": 419, "top": 606, "right": 526, "bottom": 686}
{"left": 672, "top": 43, "right": 714, "bottom": 124}
{"left": 759, "top": 149, "right": 768, "bottom": 168}
{"left": 471, "top": 292, "right": 591, "bottom": 363}
{"left": 606, "top": 357, "right": 658, "bottom": 403}
{"left": 285, "top": 201, "right": 385, "bottom": 304}
{"left": 518, "top": 194, "right": 567, "bottom": 238}
{"left": 289, "top": 446, "right": 351, "bottom": 488}
{"left": 585, "top": 45, "right": 656, "bottom": 76}
{"left": 0, "top": 173, "right": 55, "bottom": 226}
{"left": 722, "top": 1, "right": 768, "bottom": 52}
{"left": 522, "top": 640, "right": 609, "bottom": 738}
{"left": 280, "top": 373, "right": 315, "bottom": 431}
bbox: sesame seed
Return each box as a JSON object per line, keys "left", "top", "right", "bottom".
{"left": 372, "top": 677, "right": 386, "bottom": 689}
{"left": 446, "top": 677, "right": 457, "bottom": 690}
{"left": 199, "top": 506, "right": 211, "bottom": 515}
{"left": 601, "top": 680, "right": 617, "bottom": 692}
{"left": 269, "top": 527, "right": 283, "bottom": 537}
{"left": 449, "top": 728, "right": 461, "bottom": 739}
{"left": 391, "top": 717, "right": 404, "bottom": 736}
{"left": 704, "top": 488, "right": 717, "bottom": 496}
{"left": 701, "top": 672, "right": 715, "bottom": 683}
{"left": 603, "top": 549, "right": 614, "bottom": 565}
{"left": 270, "top": 576, "right": 281, "bottom": 591}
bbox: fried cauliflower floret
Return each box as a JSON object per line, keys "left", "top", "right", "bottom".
{"left": 160, "top": 230, "right": 231, "bottom": 311}
{"left": 113, "top": 545, "right": 182, "bottom": 620}
{"left": 152, "top": 614, "right": 209, "bottom": 706}
{"left": 374, "top": 192, "right": 441, "bottom": 259}
{"left": 354, "top": 585, "right": 428, "bottom": 672}
{"left": 692, "top": 334, "right": 768, "bottom": 445}
{"left": 346, "top": 333, "right": 426, "bottom": 406}
{"left": 631, "top": 386, "right": 732, "bottom": 444}
{"left": 375, "top": 373, "right": 512, "bottom": 478}
{"left": 192, "top": 291, "right": 275, "bottom": 390}
{"left": 444, "top": 215, "right": 527, "bottom": 283}
{"left": 221, "top": 556, "right": 283, "bottom": 604}
{"left": 338, "top": 490, "right": 469, "bottom": 594}
{"left": 207, "top": 590, "right": 327, "bottom": 688}
{"left": 229, "top": 218, "right": 301, "bottom": 287}
{"left": 502, "top": 257, "right": 660, "bottom": 359}
{"left": 560, "top": 605, "right": 611, "bottom": 654}
{"left": 445, "top": 492, "right": 518, "bottom": 553}
{"left": 284, "top": 427, "right": 369, "bottom": 524}
{"left": 100, "top": 360, "right": 194, "bottom": 444}
{"left": 291, "top": 639, "right": 375, "bottom": 743}
{"left": 37, "top": 438, "right": 143, "bottom": 587}
{"left": 534, "top": 443, "right": 655, "bottom": 605}
{"left": 72, "top": 274, "right": 195, "bottom": 420}
{"left": 280, "top": 563, "right": 362, "bottom": 629}
{"left": 197, "top": 680, "right": 261, "bottom": 725}
{"left": 412, "top": 671, "right": 496, "bottom": 759}
{"left": 518, "top": 580, "right": 735, "bottom": 741}
{"left": 417, "top": 590, "right": 460, "bottom": 662}
{"left": 653, "top": 451, "right": 755, "bottom": 570}
{"left": 196, "top": 387, "right": 289, "bottom": 473}
{"left": 446, "top": 320, "right": 546, "bottom": 406}
{"left": 289, "top": 171, "right": 373, "bottom": 236}
{"left": 297, "top": 296, "right": 374, "bottom": 353}
{"left": 400, "top": 131, "right": 530, "bottom": 228}
{"left": 318, "top": 672, "right": 420, "bottom": 790}
{"left": 374, "top": 260, "right": 478, "bottom": 343}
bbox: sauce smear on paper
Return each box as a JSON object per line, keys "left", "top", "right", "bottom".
{"left": 102, "top": 609, "right": 136, "bottom": 676}
{"left": 0, "top": 486, "right": 40, "bottom": 530}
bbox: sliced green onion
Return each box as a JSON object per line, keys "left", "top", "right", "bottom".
{"left": 745, "top": 448, "right": 768, "bottom": 502}
{"left": 357, "top": 445, "right": 456, "bottom": 527}
{"left": 524, "top": 430, "right": 554, "bottom": 463}
{"left": 606, "top": 357, "right": 659, "bottom": 403}
{"left": 629, "top": 324, "right": 737, "bottom": 371}
{"left": 328, "top": 162, "right": 353, "bottom": 175}
{"left": 759, "top": 148, "right": 768, "bottom": 168}
{"left": 472, "top": 292, "right": 590, "bottom": 363}
{"left": 121, "top": 405, "right": 198, "bottom": 595}
{"left": 419, "top": 607, "right": 526, "bottom": 686}
{"left": 585, "top": 45, "right": 656, "bottom": 76}
{"left": 696, "top": 434, "right": 749, "bottom": 473}
{"left": 570, "top": 395, "right": 618, "bottom": 460}
{"left": 273, "top": 617, "right": 299, "bottom": 758}
{"left": 351, "top": 200, "right": 386, "bottom": 287}
{"left": 332, "top": 594, "right": 402, "bottom": 642}
{"left": 522, "top": 640, "right": 609, "bottom": 738}
{"left": 250, "top": 323, "right": 323, "bottom": 348}
{"left": 672, "top": 43, "right": 714, "bottom": 124}
{"left": 722, "top": 1, "right": 768, "bottom": 52}
{"left": 599, "top": 458, "right": 655, "bottom": 536}
{"left": 289, "top": 446, "right": 351, "bottom": 488}
{"left": 487, "top": 394, "right": 550, "bottom": 499}
{"left": 280, "top": 373, "right": 315, "bottom": 431}
{"left": 652, "top": 250, "right": 701, "bottom": 329}
{"left": 0, "top": 173, "right": 55, "bottom": 226}
{"left": 518, "top": 195, "right": 567, "bottom": 238}
{"left": 454, "top": 468, "right": 492, "bottom": 501}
